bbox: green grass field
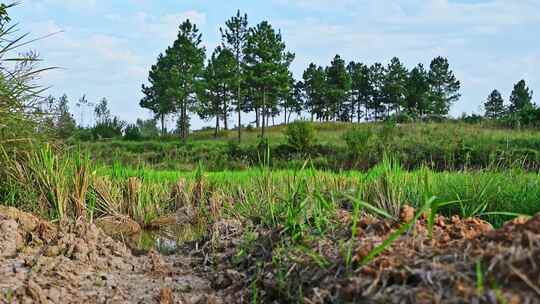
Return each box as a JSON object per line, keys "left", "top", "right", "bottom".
{"left": 99, "top": 161, "right": 540, "bottom": 228}
{"left": 79, "top": 122, "right": 540, "bottom": 171}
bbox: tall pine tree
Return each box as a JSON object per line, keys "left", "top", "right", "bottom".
{"left": 141, "top": 53, "right": 175, "bottom": 135}
{"left": 427, "top": 57, "right": 461, "bottom": 116}
{"left": 169, "top": 20, "right": 206, "bottom": 139}
{"left": 221, "top": 10, "right": 249, "bottom": 142}
{"left": 348, "top": 61, "right": 371, "bottom": 122}
{"left": 325, "top": 54, "right": 351, "bottom": 121}
{"left": 509, "top": 80, "right": 533, "bottom": 113}
{"left": 198, "top": 46, "right": 236, "bottom": 136}
{"left": 243, "top": 21, "right": 294, "bottom": 137}
{"left": 383, "top": 57, "right": 408, "bottom": 117}
{"left": 302, "top": 63, "right": 327, "bottom": 121}
{"left": 369, "top": 63, "right": 387, "bottom": 120}
{"left": 404, "top": 63, "right": 430, "bottom": 117}
{"left": 484, "top": 89, "right": 505, "bottom": 119}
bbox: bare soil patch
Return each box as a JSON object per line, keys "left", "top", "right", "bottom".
{"left": 0, "top": 206, "right": 218, "bottom": 304}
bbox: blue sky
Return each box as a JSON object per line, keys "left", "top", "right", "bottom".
{"left": 14, "top": 0, "right": 540, "bottom": 128}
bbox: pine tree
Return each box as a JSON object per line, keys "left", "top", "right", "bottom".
{"left": 383, "top": 57, "right": 408, "bottom": 116}
{"left": 347, "top": 61, "right": 371, "bottom": 123}
{"left": 199, "top": 46, "right": 236, "bottom": 137}
{"left": 484, "top": 89, "right": 506, "bottom": 119}
{"left": 405, "top": 63, "right": 430, "bottom": 117}
{"left": 281, "top": 77, "right": 304, "bottom": 124}
{"left": 325, "top": 54, "right": 351, "bottom": 121}
{"left": 165, "top": 20, "right": 206, "bottom": 140}
{"left": 509, "top": 80, "right": 533, "bottom": 113}
{"left": 243, "top": 21, "right": 294, "bottom": 137}
{"left": 141, "top": 53, "right": 176, "bottom": 135}
{"left": 221, "top": 10, "right": 249, "bottom": 142}
{"left": 302, "top": 63, "right": 327, "bottom": 121}
{"left": 55, "top": 94, "right": 76, "bottom": 138}
{"left": 369, "top": 63, "right": 387, "bottom": 120}
{"left": 94, "top": 97, "right": 111, "bottom": 124}
{"left": 427, "top": 56, "right": 461, "bottom": 115}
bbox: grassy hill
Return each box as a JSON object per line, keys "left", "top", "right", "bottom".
{"left": 78, "top": 122, "right": 540, "bottom": 172}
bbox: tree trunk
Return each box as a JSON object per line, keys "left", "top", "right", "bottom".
{"left": 181, "top": 103, "right": 188, "bottom": 140}
{"left": 222, "top": 92, "right": 229, "bottom": 131}
{"left": 284, "top": 106, "right": 288, "bottom": 125}
{"left": 255, "top": 107, "right": 260, "bottom": 128}
{"left": 261, "top": 90, "right": 266, "bottom": 138}
{"left": 365, "top": 101, "right": 369, "bottom": 122}
{"left": 215, "top": 116, "right": 220, "bottom": 138}
{"left": 223, "top": 112, "right": 228, "bottom": 130}
{"left": 236, "top": 54, "right": 242, "bottom": 143}
{"left": 237, "top": 85, "right": 241, "bottom": 142}
{"left": 160, "top": 113, "right": 166, "bottom": 136}
{"left": 357, "top": 100, "right": 361, "bottom": 123}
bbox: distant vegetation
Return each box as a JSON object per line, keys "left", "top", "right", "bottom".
{"left": 77, "top": 121, "right": 540, "bottom": 173}
{"left": 31, "top": 10, "right": 535, "bottom": 144}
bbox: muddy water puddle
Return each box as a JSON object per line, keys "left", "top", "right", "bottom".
{"left": 128, "top": 224, "right": 206, "bottom": 255}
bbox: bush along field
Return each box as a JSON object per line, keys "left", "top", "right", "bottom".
{"left": 78, "top": 121, "right": 540, "bottom": 172}
{"left": 2, "top": 144, "right": 540, "bottom": 302}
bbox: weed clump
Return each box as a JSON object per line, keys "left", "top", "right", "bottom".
{"left": 284, "top": 120, "right": 317, "bottom": 153}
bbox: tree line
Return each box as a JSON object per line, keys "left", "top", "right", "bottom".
{"left": 39, "top": 11, "right": 537, "bottom": 141}
{"left": 483, "top": 80, "right": 537, "bottom": 127}
{"left": 140, "top": 11, "right": 462, "bottom": 141}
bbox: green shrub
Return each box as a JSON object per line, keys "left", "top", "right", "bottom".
{"left": 343, "top": 127, "right": 373, "bottom": 156}
{"left": 284, "top": 120, "right": 317, "bottom": 153}
{"left": 74, "top": 127, "right": 94, "bottom": 141}
{"left": 386, "top": 113, "right": 415, "bottom": 124}
{"left": 124, "top": 124, "right": 142, "bottom": 141}
{"left": 92, "top": 117, "right": 126, "bottom": 139}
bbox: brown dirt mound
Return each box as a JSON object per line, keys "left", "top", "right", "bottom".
{"left": 337, "top": 210, "right": 540, "bottom": 303}
{"left": 197, "top": 207, "right": 540, "bottom": 303}
{"left": 0, "top": 207, "right": 219, "bottom": 304}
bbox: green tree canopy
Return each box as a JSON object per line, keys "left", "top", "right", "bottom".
{"left": 427, "top": 56, "right": 461, "bottom": 115}
{"left": 142, "top": 19, "right": 205, "bottom": 140}
{"left": 55, "top": 94, "right": 76, "bottom": 138}
{"left": 302, "top": 63, "right": 327, "bottom": 121}
{"left": 199, "top": 46, "right": 236, "bottom": 136}
{"left": 348, "top": 61, "right": 371, "bottom": 122}
{"left": 280, "top": 76, "right": 304, "bottom": 124}
{"left": 325, "top": 54, "right": 351, "bottom": 121}
{"left": 368, "top": 63, "right": 387, "bottom": 120}
{"left": 383, "top": 57, "right": 408, "bottom": 116}
{"left": 509, "top": 80, "right": 533, "bottom": 113}
{"left": 484, "top": 89, "right": 506, "bottom": 119}
{"left": 405, "top": 63, "right": 430, "bottom": 117}
{"left": 221, "top": 10, "right": 249, "bottom": 142}
{"left": 243, "top": 21, "right": 294, "bottom": 137}
{"left": 140, "top": 53, "right": 175, "bottom": 135}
